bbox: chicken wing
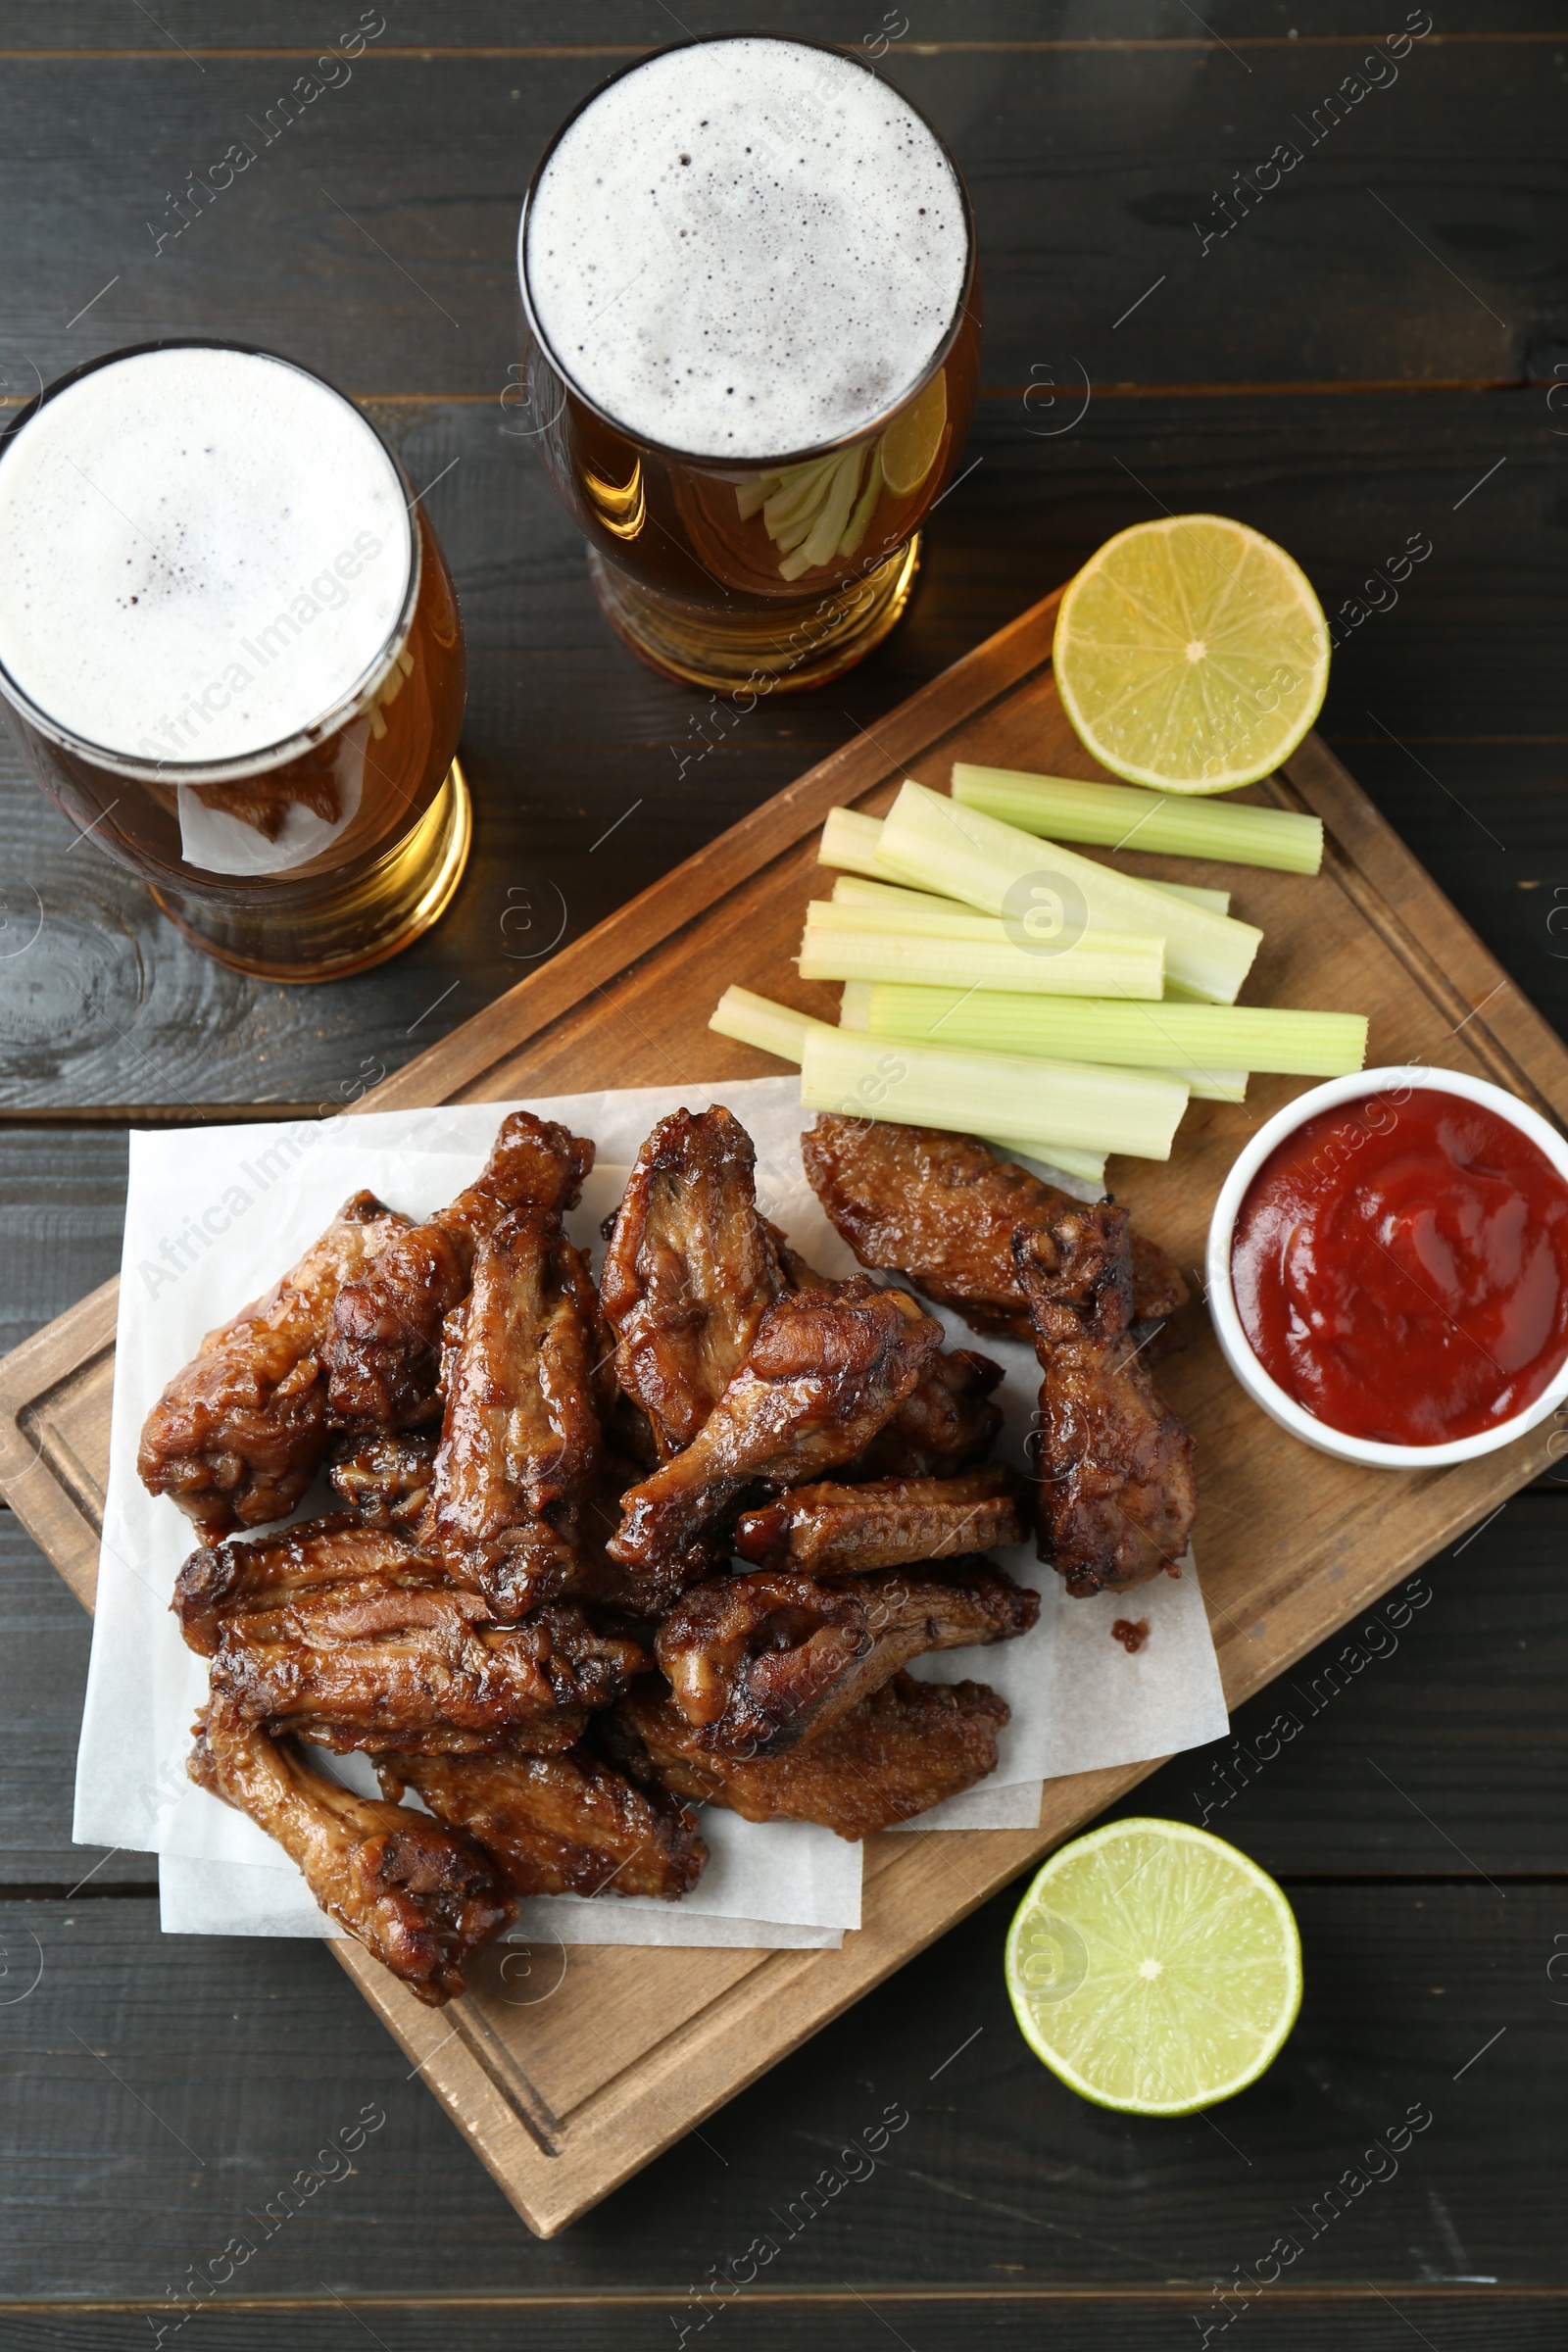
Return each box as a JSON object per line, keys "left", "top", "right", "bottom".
{"left": 1014, "top": 1208, "right": 1198, "bottom": 1596}
{"left": 172, "top": 1512, "right": 440, "bottom": 1657}
{"left": 655, "top": 1559, "right": 1038, "bottom": 1755}
{"left": 137, "top": 1190, "right": 409, "bottom": 1538}
{"left": 191, "top": 1698, "right": 513, "bottom": 2003}
{"left": 211, "top": 1592, "right": 648, "bottom": 1744}
{"left": 377, "top": 1743, "right": 707, "bottom": 1901}
{"left": 608, "top": 1278, "right": 944, "bottom": 1577}
{"left": 802, "top": 1114, "right": 1188, "bottom": 1339}
{"left": 611, "top": 1671, "right": 1010, "bottom": 1838}
{"left": 428, "top": 1205, "right": 619, "bottom": 1618}
{"left": 734, "top": 1465, "right": 1026, "bottom": 1574}
{"left": 600, "top": 1106, "right": 784, "bottom": 1457}
{"left": 328, "top": 1430, "right": 438, "bottom": 1535}
{"left": 325, "top": 1112, "right": 594, "bottom": 1432}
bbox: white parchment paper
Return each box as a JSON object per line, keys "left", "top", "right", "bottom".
{"left": 75, "top": 1077, "right": 1227, "bottom": 1948}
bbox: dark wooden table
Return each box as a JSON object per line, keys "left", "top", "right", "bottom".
{"left": 2, "top": 5, "right": 1564, "bottom": 2344}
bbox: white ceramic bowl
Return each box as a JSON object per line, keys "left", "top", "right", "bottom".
{"left": 1205, "top": 1063, "right": 1568, "bottom": 1469}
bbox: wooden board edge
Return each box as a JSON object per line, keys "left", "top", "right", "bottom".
{"left": 0, "top": 1277, "right": 119, "bottom": 1611}
{"left": 1281, "top": 735, "right": 1568, "bottom": 1122}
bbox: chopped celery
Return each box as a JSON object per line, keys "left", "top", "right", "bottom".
{"left": 952, "top": 762, "right": 1324, "bottom": 875}
{"left": 817, "top": 807, "right": 893, "bottom": 878}
{"left": 799, "top": 1029, "right": 1189, "bottom": 1160}
{"left": 985, "top": 1137, "right": 1107, "bottom": 1187}
{"left": 859, "top": 981, "right": 1367, "bottom": 1076}
{"left": 820, "top": 812, "right": 1228, "bottom": 915}
{"left": 709, "top": 985, "right": 831, "bottom": 1065}
{"left": 877, "top": 781, "right": 1262, "bottom": 1004}
{"left": 799, "top": 913, "right": 1165, "bottom": 1001}
{"left": 839, "top": 981, "right": 873, "bottom": 1028}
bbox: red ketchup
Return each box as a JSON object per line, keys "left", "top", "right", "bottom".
{"left": 1231, "top": 1087, "right": 1568, "bottom": 1446}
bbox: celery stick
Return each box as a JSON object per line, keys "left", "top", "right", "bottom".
{"left": 808, "top": 897, "right": 1019, "bottom": 943}
{"left": 839, "top": 981, "right": 873, "bottom": 1028}
{"left": 952, "top": 762, "right": 1323, "bottom": 875}
{"left": 986, "top": 1137, "right": 1107, "bottom": 1187}
{"left": 819, "top": 811, "right": 1229, "bottom": 916}
{"left": 860, "top": 981, "right": 1366, "bottom": 1076}
{"left": 878, "top": 781, "right": 1262, "bottom": 1004}
{"left": 710, "top": 985, "right": 831, "bottom": 1065}
{"left": 800, "top": 1030, "right": 1188, "bottom": 1160}
{"left": 1155, "top": 881, "right": 1232, "bottom": 916}
{"left": 831, "top": 873, "right": 970, "bottom": 917}
{"left": 1176, "top": 1069, "right": 1249, "bottom": 1103}
{"left": 818, "top": 807, "right": 895, "bottom": 878}
{"left": 799, "top": 915, "right": 1165, "bottom": 1001}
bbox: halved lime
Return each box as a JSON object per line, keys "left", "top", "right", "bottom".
{"left": 880, "top": 369, "right": 948, "bottom": 498}
{"left": 1053, "top": 514, "right": 1330, "bottom": 794}
{"left": 1004, "top": 1817, "right": 1301, "bottom": 2114}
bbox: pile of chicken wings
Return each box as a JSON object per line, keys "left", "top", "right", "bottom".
{"left": 138, "top": 1104, "right": 1195, "bottom": 2005}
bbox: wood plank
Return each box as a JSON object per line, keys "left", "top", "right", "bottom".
{"left": 6, "top": 577, "right": 1568, "bottom": 2230}
{"left": 0, "top": 1881, "right": 1558, "bottom": 2307}
{"left": 1, "top": 390, "right": 1560, "bottom": 1112}
{"left": 0, "top": 39, "right": 1553, "bottom": 398}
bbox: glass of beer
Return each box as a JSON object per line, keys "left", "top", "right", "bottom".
{"left": 516, "top": 35, "right": 980, "bottom": 695}
{"left": 0, "top": 340, "right": 468, "bottom": 982}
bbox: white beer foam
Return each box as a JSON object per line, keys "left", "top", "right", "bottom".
{"left": 0, "top": 346, "right": 413, "bottom": 766}
{"left": 523, "top": 37, "right": 967, "bottom": 460}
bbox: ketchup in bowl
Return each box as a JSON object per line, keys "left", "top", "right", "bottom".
{"left": 1230, "top": 1086, "right": 1568, "bottom": 1446}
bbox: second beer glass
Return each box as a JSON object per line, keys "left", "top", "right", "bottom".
{"left": 516, "top": 35, "right": 980, "bottom": 694}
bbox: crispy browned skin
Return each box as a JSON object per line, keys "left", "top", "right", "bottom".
{"left": 137, "top": 1191, "right": 409, "bottom": 1538}
{"left": 377, "top": 1743, "right": 708, "bottom": 1901}
{"left": 600, "top": 1106, "right": 784, "bottom": 1458}
{"left": 609, "top": 1279, "right": 944, "bottom": 1576}
{"left": 325, "top": 1113, "right": 594, "bottom": 1431}
{"left": 655, "top": 1560, "right": 1037, "bottom": 1755}
{"left": 211, "top": 1592, "right": 648, "bottom": 1743}
{"left": 1014, "top": 1209, "right": 1198, "bottom": 1597}
{"left": 429, "top": 1207, "right": 619, "bottom": 1619}
{"left": 191, "top": 1698, "right": 513, "bottom": 2004}
{"left": 844, "top": 1346, "right": 1004, "bottom": 1480}
{"left": 612, "top": 1671, "right": 1009, "bottom": 1838}
{"left": 328, "top": 1431, "right": 438, "bottom": 1534}
{"left": 801, "top": 1115, "right": 1188, "bottom": 1340}
{"left": 734, "top": 1466, "right": 1026, "bottom": 1573}
{"left": 172, "top": 1513, "right": 442, "bottom": 1657}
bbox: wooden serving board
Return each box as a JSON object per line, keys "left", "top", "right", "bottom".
{"left": 3, "top": 585, "right": 1564, "bottom": 2237}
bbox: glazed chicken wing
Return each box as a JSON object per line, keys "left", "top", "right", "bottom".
{"left": 612, "top": 1670, "right": 1010, "bottom": 1839}
{"left": 172, "top": 1512, "right": 440, "bottom": 1656}
{"left": 429, "top": 1207, "right": 617, "bottom": 1619}
{"left": 655, "top": 1559, "right": 1038, "bottom": 1755}
{"left": 600, "top": 1106, "right": 784, "bottom": 1457}
{"left": 377, "top": 1742, "right": 707, "bottom": 1901}
{"left": 137, "top": 1190, "right": 409, "bottom": 1538}
{"left": 191, "top": 1698, "right": 514, "bottom": 2003}
{"left": 211, "top": 1591, "right": 647, "bottom": 1745}
{"left": 734, "top": 1465, "right": 1026, "bottom": 1574}
{"left": 1014, "top": 1208, "right": 1198, "bottom": 1596}
{"left": 325, "top": 1111, "right": 594, "bottom": 1431}
{"left": 328, "top": 1430, "right": 438, "bottom": 1535}
{"left": 608, "top": 1278, "right": 944, "bottom": 1577}
{"left": 802, "top": 1115, "right": 1188, "bottom": 1339}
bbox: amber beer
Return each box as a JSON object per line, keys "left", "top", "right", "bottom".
{"left": 517, "top": 35, "right": 980, "bottom": 693}
{"left": 0, "top": 341, "right": 467, "bottom": 980}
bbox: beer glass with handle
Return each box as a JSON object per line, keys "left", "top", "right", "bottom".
{"left": 516, "top": 34, "right": 980, "bottom": 695}
{"left": 0, "top": 340, "right": 468, "bottom": 982}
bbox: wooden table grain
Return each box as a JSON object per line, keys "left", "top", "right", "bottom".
{"left": 0, "top": 5, "right": 1562, "bottom": 2344}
